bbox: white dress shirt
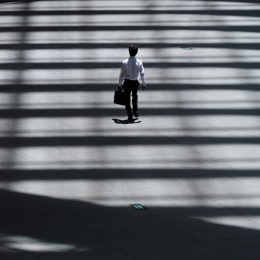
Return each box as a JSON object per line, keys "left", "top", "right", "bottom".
{"left": 118, "top": 56, "right": 146, "bottom": 87}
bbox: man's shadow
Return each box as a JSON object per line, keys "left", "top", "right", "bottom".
{"left": 112, "top": 118, "right": 141, "bottom": 124}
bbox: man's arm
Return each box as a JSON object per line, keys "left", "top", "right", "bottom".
{"left": 118, "top": 62, "right": 125, "bottom": 87}
{"left": 140, "top": 62, "right": 146, "bottom": 91}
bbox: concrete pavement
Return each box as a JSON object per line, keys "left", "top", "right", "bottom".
{"left": 0, "top": 0, "right": 260, "bottom": 259}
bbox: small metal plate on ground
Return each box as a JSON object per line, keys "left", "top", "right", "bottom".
{"left": 130, "top": 204, "right": 147, "bottom": 210}
{"left": 181, "top": 47, "right": 193, "bottom": 50}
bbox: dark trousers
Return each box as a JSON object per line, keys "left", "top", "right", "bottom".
{"left": 123, "top": 79, "right": 139, "bottom": 117}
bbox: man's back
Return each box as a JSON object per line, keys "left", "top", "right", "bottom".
{"left": 119, "top": 56, "right": 145, "bottom": 86}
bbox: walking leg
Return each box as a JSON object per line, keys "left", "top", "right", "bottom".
{"left": 124, "top": 85, "right": 132, "bottom": 118}
{"left": 132, "top": 83, "right": 139, "bottom": 116}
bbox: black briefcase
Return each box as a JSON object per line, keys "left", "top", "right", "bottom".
{"left": 114, "top": 89, "right": 126, "bottom": 105}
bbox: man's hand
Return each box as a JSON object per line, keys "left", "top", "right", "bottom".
{"left": 142, "top": 85, "right": 146, "bottom": 91}
{"left": 118, "top": 86, "right": 123, "bottom": 90}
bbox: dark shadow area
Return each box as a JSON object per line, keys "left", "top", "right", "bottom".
{"left": 0, "top": 8, "right": 259, "bottom": 18}
{"left": 2, "top": 83, "right": 260, "bottom": 93}
{"left": 0, "top": 43, "right": 260, "bottom": 51}
{"left": 1, "top": 168, "right": 260, "bottom": 181}
{"left": 0, "top": 61, "right": 259, "bottom": 70}
{"left": 1, "top": 135, "right": 260, "bottom": 148}
{"left": 1, "top": 24, "right": 260, "bottom": 33}
{"left": 0, "top": 83, "right": 259, "bottom": 93}
{"left": 0, "top": 107, "right": 259, "bottom": 118}
{"left": 1, "top": 186, "right": 260, "bottom": 259}
{"left": 112, "top": 118, "right": 141, "bottom": 124}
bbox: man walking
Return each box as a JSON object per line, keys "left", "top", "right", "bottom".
{"left": 118, "top": 45, "right": 146, "bottom": 122}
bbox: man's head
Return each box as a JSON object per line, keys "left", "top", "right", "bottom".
{"left": 129, "top": 44, "right": 138, "bottom": 56}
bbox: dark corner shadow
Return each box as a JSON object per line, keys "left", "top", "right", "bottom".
{"left": 1, "top": 187, "right": 260, "bottom": 259}
{"left": 112, "top": 118, "right": 141, "bottom": 124}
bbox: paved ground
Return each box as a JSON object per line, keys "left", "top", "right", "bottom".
{"left": 0, "top": 0, "right": 260, "bottom": 259}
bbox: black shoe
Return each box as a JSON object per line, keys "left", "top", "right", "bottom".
{"left": 133, "top": 112, "right": 139, "bottom": 117}
{"left": 128, "top": 116, "right": 133, "bottom": 123}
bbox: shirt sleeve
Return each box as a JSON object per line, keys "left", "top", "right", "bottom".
{"left": 118, "top": 62, "right": 125, "bottom": 86}
{"left": 140, "top": 62, "right": 146, "bottom": 86}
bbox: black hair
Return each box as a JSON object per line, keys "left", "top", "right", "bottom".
{"left": 129, "top": 45, "right": 138, "bottom": 56}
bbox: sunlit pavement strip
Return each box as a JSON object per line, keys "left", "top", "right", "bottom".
{"left": 0, "top": 0, "right": 260, "bottom": 259}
